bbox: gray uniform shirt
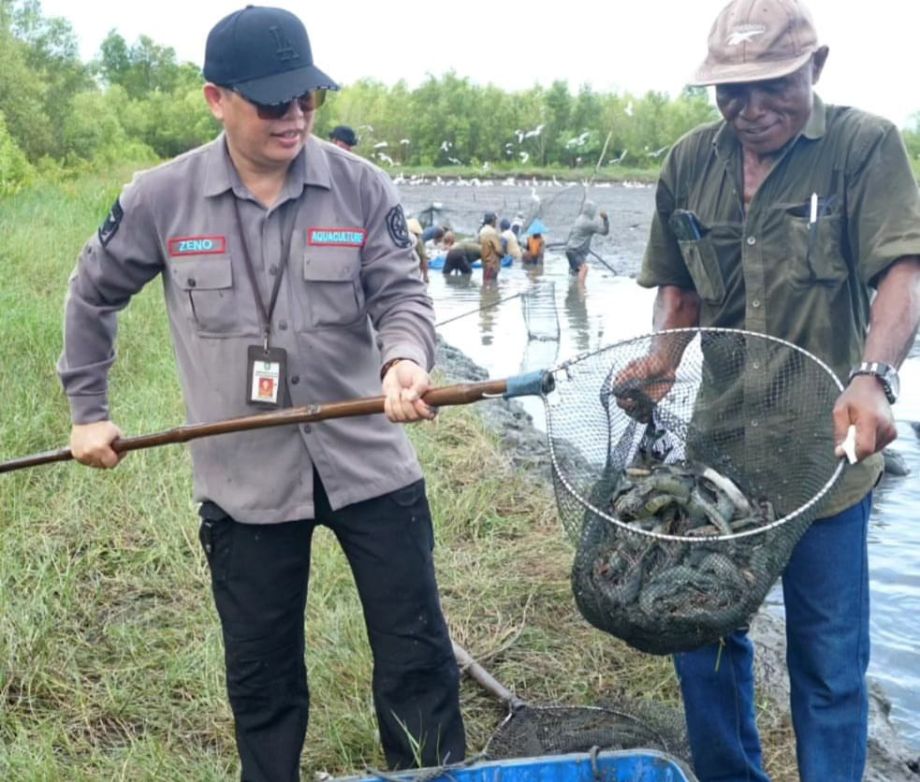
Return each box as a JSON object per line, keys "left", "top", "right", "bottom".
{"left": 58, "top": 135, "right": 434, "bottom": 523}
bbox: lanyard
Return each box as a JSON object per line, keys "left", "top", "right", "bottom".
{"left": 232, "top": 196, "right": 298, "bottom": 350}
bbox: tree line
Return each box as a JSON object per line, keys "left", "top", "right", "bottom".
{"left": 2, "top": 0, "right": 918, "bottom": 195}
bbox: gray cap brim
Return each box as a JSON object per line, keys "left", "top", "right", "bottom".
{"left": 689, "top": 49, "right": 814, "bottom": 87}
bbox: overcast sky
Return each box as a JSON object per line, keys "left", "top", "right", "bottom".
{"left": 38, "top": 0, "right": 919, "bottom": 129}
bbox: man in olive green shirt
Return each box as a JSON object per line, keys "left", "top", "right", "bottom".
{"left": 634, "top": 1, "right": 920, "bottom": 780}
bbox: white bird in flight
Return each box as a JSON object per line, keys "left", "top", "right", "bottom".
{"left": 524, "top": 124, "right": 545, "bottom": 139}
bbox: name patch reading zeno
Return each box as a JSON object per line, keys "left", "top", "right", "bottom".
{"left": 307, "top": 227, "right": 367, "bottom": 247}
{"left": 167, "top": 235, "right": 227, "bottom": 256}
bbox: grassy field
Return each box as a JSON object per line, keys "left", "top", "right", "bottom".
{"left": 0, "top": 170, "right": 797, "bottom": 780}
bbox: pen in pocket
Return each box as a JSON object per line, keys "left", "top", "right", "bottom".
{"left": 806, "top": 191, "right": 819, "bottom": 281}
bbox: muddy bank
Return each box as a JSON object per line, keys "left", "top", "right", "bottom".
{"left": 434, "top": 336, "right": 920, "bottom": 781}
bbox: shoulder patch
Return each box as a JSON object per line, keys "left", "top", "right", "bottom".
{"left": 385, "top": 205, "right": 412, "bottom": 249}
{"left": 98, "top": 198, "right": 124, "bottom": 247}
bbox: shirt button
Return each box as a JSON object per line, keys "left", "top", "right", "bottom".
{"left": 187, "top": 277, "right": 197, "bottom": 287}
{"left": 269, "top": 265, "right": 279, "bottom": 275}
{"left": 746, "top": 236, "right": 756, "bottom": 246}
{"left": 751, "top": 298, "right": 761, "bottom": 308}
{"left": 752, "top": 361, "right": 761, "bottom": 370}
{"left": 279, "top": 320, "right": 288, "bottom": 331}
{"left": 750, "top": 419, "right": 759, "bottom": 428}
{"left": 302, "top": 423, "right": 311, "bottom": 433}
{"left": 291, "top": 375, "right": 300, "bottom": 385}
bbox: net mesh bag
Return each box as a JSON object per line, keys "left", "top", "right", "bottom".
{"left": 545, "top": 328, "right": 845, "bottom": 654}
{"left": 521, "top": 281, "right": 560, "bottom": 341}
{"left": 485, "top": 699, "right": 690, "bottom": 762}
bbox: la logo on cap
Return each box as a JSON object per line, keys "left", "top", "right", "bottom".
{"left": 269, "top": 25, "right": 299, "bottom": 62}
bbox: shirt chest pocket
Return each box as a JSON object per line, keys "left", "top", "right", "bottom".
{"left": 171, "top": 257, "right": 258, "bottom": 337}
{"left": 676, "top": 234, "right": 726, "bottom": 305}
{"left": 301, "top": 249, "right": 365, "bottom": 329}
{"left": 778, "top": 202, "right": 848, "bottom": 287}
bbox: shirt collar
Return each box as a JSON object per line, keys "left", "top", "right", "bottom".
{"left": 801, "top": 93, "right": 827, "bottom": 140}
{"left": 203, "top": 133, "right": 333, "bottom": 199}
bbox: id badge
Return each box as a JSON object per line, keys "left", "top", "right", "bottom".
{"left": 246, "top": 345, "right": 288, "bottom": 407}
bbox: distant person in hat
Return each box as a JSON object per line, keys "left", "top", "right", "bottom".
{"left": 521, "top": 219, "right": 547, "bottom": 265}
{"left": 618, "top": 0, "right": 920, "bottom": 780}
{"left": 56, "top": 5, "right": 465, "bottom": 778}
{"left": 478, "top": 211, "right": 504, "bottom": 280}
{"left": 564, "top": 200, "right": 608, "bottom": 285}
{"left": 329, "top": 124, "right": 358, "bottom": 150}
{"left": 499, "top": 218, "right": 522, "bottom": 261}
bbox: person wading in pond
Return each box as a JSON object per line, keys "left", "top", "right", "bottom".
{"left": 478, "top": 211, "right": 504, "bottom": 280}
{"left": 56, "top": 6, "right": 465, "bottom": 780}
{"left": 626, "top": 0, "right": 920, "bottom": 779}
{"left": 564, "top": 200, "right": 609, "bottom": 284}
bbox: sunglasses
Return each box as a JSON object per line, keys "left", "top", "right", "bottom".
{"left": 233, "top": 88, "right": 326, "bottom": 120}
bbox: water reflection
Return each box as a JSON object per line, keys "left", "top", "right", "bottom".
{"left": 478, "top": 280, "right": 502, "bottom": 345}
{"left": 564, "top": 279, "right": 591, "bottom": 352}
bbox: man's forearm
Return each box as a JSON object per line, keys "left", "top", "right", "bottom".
{"left": 863, "top": 257, "right": 920, "bottom": 368}
{"left": 652, "top": 285, "right": 701, "bottom": 330}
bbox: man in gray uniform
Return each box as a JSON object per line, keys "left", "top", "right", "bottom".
{"left": 564, "top": 200, "right": 609, "bottom": 284}
{"left": 57, "top": 6, "right": 465, "bottom": 780}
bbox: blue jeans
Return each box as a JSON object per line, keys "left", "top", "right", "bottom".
{"left": 674, "top": 494, "right": 871, "bottom": 782}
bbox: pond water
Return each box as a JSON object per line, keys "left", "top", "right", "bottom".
{"left": 398, "top": 180, "right": 920, "bottom": 748}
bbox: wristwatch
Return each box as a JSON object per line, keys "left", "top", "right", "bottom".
{"left": 848, "top": 361, "right": 900, "bottom": 404}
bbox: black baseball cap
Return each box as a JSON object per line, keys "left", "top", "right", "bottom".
{"left": 203, "top": 6, "right": 339, "bottom": 105}
{"left": 329, "top": 125, "right": 358, "bottom": 147}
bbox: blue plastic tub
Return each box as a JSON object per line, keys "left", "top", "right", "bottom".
{"left": 340, "top": 750, "right": 697, "bottom": 782}
{"left": 428, "top": 254, "right": 514, "bottom": 270}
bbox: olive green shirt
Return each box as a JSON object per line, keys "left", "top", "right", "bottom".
{"left": 639, "top": 96, "right": 920, "bottom": 516}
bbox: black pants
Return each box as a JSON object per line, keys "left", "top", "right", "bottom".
{"left": 199, "top": 476, "right": 465, "bottom": 781}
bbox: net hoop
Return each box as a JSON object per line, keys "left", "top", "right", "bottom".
{"left": 544, "top": 327, "right": 845, "bottom": 544}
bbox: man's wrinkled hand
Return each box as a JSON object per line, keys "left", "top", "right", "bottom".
{"left": 382, "top": 360, "right": 436, "bottom": 423}
{"left": 70, "top": 420, "right": 124, "bottom": 469}
{"left": 832, "top": 375, "right": 897, "bottom": 463}
{"left": 610, "top": 353, "right": 676, "bottom": 422}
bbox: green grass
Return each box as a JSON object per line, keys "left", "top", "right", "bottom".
{"left": 0, "top": 171, "right": 796, "bottom": 780}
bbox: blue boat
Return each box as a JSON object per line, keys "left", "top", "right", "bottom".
{"left": 340, "top": 750, "right": 697, "bottom": 782}
{"left": 428, "top": 254, "right": 514, "bottom": 271}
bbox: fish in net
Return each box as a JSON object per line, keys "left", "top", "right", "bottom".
{"left": 3, "top": 328, "right": 843, "bottom": 658}
{"left": 546, "top": 328, "right": 846, "bottom": 654}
